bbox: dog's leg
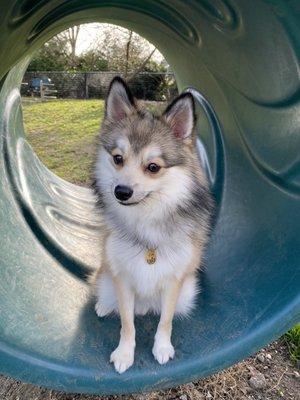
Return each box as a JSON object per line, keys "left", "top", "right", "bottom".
{"left": 110, "top": 276, "right": 135, "bottom": 373}
{"left": 152, "top": 277, "right": 181, "bottom": 364}
{"left": 95, "top": 272, "right": 118, "bottom": 317}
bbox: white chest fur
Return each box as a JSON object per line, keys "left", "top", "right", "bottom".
{"left": 105, "top": 232, "right": 193, "bottom": 298}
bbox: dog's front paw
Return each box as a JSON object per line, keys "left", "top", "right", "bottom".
{"left": 110, "top": 344, "right": 134, "bottom": 373}
{"left": 152, "top": 339, "right": 175, "bottom": 365}
{"left": 95, "top": 301, "right": 110, "bottom": 317}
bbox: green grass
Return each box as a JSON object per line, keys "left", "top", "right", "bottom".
{"left": 284, "top": 323, "right": 300, "bottom": 365}
{"left": 22, "top": 99, "right": 104, "bottom": 185}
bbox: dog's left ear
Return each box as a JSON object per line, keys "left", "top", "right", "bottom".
{"left": 163, "top": 93, "right": 196, "bottom": 139}
{"left": 106, "top": 77, "right": 136, "bottom": 122}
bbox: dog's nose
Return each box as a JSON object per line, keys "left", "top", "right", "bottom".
{"left": 114, "top": 185, "right": 133, "bottom": 201}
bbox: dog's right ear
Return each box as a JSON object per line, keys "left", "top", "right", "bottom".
{"left": 105, "top": 77, "right": 135, "bottom": 122}
{"left": 163, "top": 92, "right": 196, "bottom": 139}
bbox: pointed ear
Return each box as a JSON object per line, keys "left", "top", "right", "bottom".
{"left": 105, "top": 77, "right": 136, "bottom": 122}
{"left": 163, "top": 93, "right": 196, "bottom": 139}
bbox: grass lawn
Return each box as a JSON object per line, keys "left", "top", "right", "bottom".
{"left": 22, "top": 99, "right": 104, "bottom": 185}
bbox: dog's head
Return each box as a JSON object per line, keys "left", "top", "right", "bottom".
{"left": 95, "top": 77, "right": 201, "bottom": 215}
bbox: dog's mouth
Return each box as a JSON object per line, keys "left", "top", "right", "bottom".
{"left": 117, "top": 192, "right": 152, "bottom": 206}
{"left": 118, "top": 201, "right": 140, "bottom": 206}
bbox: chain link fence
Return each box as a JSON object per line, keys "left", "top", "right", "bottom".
{"left": 22, "top": 71, "right": 178, "bottom": 101}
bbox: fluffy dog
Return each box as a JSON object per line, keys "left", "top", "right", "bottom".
{"left": 93, "top": 77, "right": 213, "bottom": 373}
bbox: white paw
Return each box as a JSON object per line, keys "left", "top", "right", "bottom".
{"left": 95, "top": 301, "right": 110, "bottom": 317}
{"left": 110, "top": 345, "right": 134, "bottom": 373}
{"left": 152, "top": 340, "right": 175, "bottom": 365}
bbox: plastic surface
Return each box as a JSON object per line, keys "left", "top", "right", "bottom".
{"left": 0, "top": 0, "right": 299, "bottom": 395}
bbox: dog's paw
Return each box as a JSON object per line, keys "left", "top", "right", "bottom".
{"left": 152, "top": 340, "right": 175, "bottom": 365}
{"left": 95, "top": 301, "right": 110, "bottom": 317}
{"left": 110, "top": 345, "right": 134, "bottom": 373}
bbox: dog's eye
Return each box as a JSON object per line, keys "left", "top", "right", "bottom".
{"left": 147, "top": 163, "right": 161, "bottom": 173}
{"left": 113, "top": 155, "right": 123, "bottom": 165}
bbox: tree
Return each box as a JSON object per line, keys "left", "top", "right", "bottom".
{"left": 28, "top": 35, "right": 69, "bottom": 71}
{"left": 27, "top": 23, "right": 164, "bottom": 74}
{"left": 59, "top": 26, "right": 80, "bottom": 68}
{"left": 123, "top": 30, "right": 157, "bottom": 82}
{"left": 28, "top": 25, "right": 81, "bottom": 71}
{"left": 76, "top": 50, "right": 108, "bottom": 71}
{"left": 87, "top": 25, "right": 161, "bottom": 77}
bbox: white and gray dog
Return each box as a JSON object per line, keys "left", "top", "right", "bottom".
{"left": 93, "top": 77, "right": 213, "bottom": 373}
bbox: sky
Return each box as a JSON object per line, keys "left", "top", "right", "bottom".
{"left": 76, "top": 23, "right": 164, "bottom": 63}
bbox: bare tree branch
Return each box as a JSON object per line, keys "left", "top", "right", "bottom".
{"left": 124, "top": 31, "right": 133, "bottom": 78}
{"left": 68, "top": 26, "right": 80, "bottom": 67}
{"left": 126, "top": 47, "right": 156, "bottom": 83}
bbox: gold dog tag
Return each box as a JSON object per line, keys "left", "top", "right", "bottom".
{"left": 145, "top": 248, "right": 156, "bottom": 264}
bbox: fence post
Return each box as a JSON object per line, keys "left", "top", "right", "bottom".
{"left": 84, "top": 72, "right": 89, "bottom": 99}
{"left": 40, "top": 82, "right": 44, "bottom": 100}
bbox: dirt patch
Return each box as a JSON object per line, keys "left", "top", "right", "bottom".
{"left": 1, "top": 339, "right": 299, "bottom": 400}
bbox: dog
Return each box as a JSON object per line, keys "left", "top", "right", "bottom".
{"left": 92, "top": 77, "right": 213, "bottom": 373}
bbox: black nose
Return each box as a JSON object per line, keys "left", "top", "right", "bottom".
{"left": 114, "top": 185, "right": 133, "bottom": 201}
